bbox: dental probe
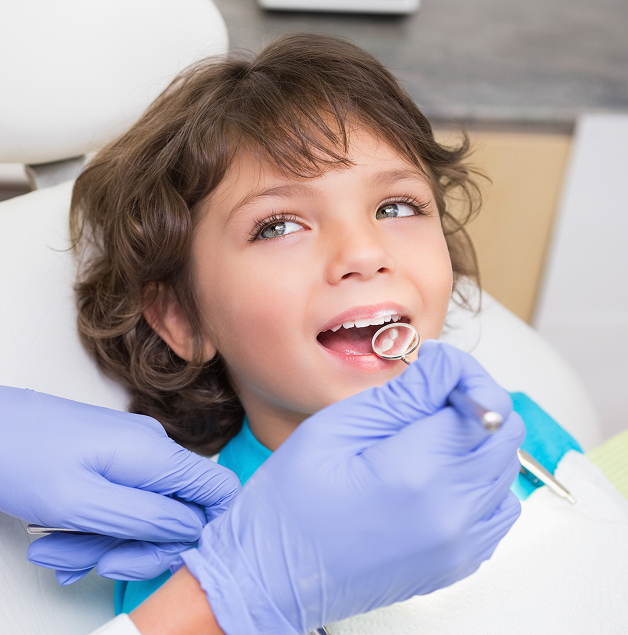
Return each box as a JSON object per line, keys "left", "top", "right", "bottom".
{"left": 27, "top": 524, "right": 95, "bottom": 535}
{"left": 447, "top": 390, "right": 576, "bottom": 504}
{"left": 435, "top": 385, "right": 576, "bottom": 504}
{"left": 442, "top": 378, "right": 576, "bottom": 504}
{"left": 517, "top": 449, "right": 576, "bottom": 504}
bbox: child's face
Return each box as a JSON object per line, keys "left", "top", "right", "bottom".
{"left": 168, "top": 129, "right": 453, "bottom": 448}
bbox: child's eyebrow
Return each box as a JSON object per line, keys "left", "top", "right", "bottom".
{"left": 224, "top": 183, "right": 319, "bottom": 227}
{"left": 368, "top": 168, "right": 430, "bottom": 190}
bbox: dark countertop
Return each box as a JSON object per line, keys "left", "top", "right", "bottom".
{"left": 213, "top": 0, "right": 628, "bottom": 131}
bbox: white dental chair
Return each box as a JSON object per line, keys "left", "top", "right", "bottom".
{"left": 0, "top": 2, "right": 603, "bottom": 633}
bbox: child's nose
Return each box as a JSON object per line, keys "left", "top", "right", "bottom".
{"left": 324, "top": 221, "right": 396, "bottom": 285}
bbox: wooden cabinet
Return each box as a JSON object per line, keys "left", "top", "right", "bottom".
{"left": 436, "top": 129, "right": 572, "bottom": 323}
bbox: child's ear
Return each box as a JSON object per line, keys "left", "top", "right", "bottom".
{"left": 143, "top": 284, "right": 216, "bottom": 363}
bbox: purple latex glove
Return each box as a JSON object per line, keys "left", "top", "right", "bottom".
{"left": 29, "top": 533, "right": 203, "bottom": 585}
{"left": 28, "top": 497, "right": 209, "bottom": 584}
{"left": 0, "top": 387, "right": 240, "bottom": 583}
{"left": 179, "top": 341, "right": 525, "bottom": 634}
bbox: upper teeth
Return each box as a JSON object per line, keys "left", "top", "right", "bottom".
{"left": 330, "top": 314, "right": 402, "bottom": 332}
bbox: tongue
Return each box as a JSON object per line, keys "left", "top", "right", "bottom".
{"left": 317, "top": 324, "right": 381, "bottom": 355}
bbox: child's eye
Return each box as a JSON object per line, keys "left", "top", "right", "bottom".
{"left": 250, "top": 215, "right": 306, "bottom": 241}
{"left": 260, "top": 221, "right": 303, "bottom": 239}
{"left": 376, "top": 202, "right": 418, "bottom": 220}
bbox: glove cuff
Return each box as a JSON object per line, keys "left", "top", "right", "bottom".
{"left": 180, "top": 525, "right": 300, "bottom": 635}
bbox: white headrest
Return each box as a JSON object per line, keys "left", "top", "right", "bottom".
{"left": 0, "top": 0, "right": 228, "bottom": 164}
{"left": 0, "top": 182, "right": 128, "bottom": 410}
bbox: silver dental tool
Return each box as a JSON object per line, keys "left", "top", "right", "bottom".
{"left": 517, "top": 448, "right": 576, "bottom": 504}
{"left": 371, "top": 322, "right": 576, "bottom": 504}
{"left": 27, "top": 524, "right": 96, "bottom": 535}
{"left": 371, "top": 322, "right": 504, "bottom": 432}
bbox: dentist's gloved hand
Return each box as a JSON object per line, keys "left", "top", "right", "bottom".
{"left": 0, "top": 386, "right": 240, "bottom": 583}
{"left": 178, "top": 341, "right": 525, "bottom": 635}
{"left": 28, "top": 502, "right": 208, "bottom": 585}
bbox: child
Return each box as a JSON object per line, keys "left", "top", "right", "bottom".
{"left": 69, "top": 33, "right": 580, "bottom": 614}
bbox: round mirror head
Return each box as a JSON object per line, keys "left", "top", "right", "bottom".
{"left": 371, "top": 322, "right": 420, "bottom": 363}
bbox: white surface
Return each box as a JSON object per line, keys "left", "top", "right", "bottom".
{"left": 535, "top": 114, "right": 628, "bottom": 441}
{"left": 0, "top": 163, "right": 28, "bottom": 186}
{"left": 0, "top": 512, "right": 115, "bottom": 634}
{"left": 258, "top": 0, "right": 420, "bottom": 13}
{"left": 0, "top": 181, "right": 129, "bottom": 410}
{"left": 330, "top": 451, "right": 628, "bottom": 634}
{"left": 0, "top": 0, "right": 228, "bottom": 164}
{"left": 89, "top": 615, "right": 141, "bottom": 635}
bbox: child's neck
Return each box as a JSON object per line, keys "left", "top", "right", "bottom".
{"left": 241, "top": 396, "right": 311, "bottom": 451}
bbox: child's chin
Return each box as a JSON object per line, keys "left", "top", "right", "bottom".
{"left": 327, "top": 357, "right": 405, "bottom": 392}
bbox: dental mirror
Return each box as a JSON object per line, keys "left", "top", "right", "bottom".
{"left": 371, "top": 322, "right": 505, "bottom": 434}
{"left": 371, "top": 322, "right": 419, "bottom": 364}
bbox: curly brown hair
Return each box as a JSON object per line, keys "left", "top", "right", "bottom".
{"left": 70, "top": 33, "right": 481, "bottom": 455}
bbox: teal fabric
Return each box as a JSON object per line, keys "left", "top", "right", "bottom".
{"left": 115, "top": 394, "right": 582, "bottom": 614}
{"left": 216, "top": 416, "right": 273, "bottom": 486}
{"left": 115, "top": 417, "right": 270, "bottom": 615}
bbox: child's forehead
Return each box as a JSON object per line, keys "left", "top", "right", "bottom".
{"left": 209, "top": 127, "right": 431, "bottom": 206}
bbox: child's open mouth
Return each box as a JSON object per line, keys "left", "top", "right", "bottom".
{"left": 317, "top": 314, "right": 407, "bottom": 356}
